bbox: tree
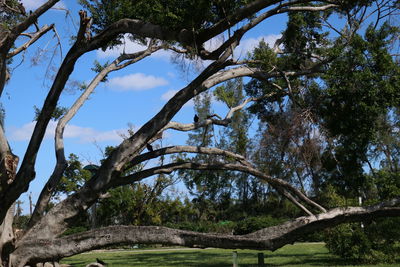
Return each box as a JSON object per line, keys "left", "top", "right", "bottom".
{"left": 0, "top": 0, "right": 399, "bottom": 266}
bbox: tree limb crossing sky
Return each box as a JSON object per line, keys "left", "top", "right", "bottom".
{"left": 5, "top": 0, "right": 286, "bottom": 213}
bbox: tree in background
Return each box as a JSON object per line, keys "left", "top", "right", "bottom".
{"left": 215, "top": 78, "right": 254, "bottom": 212}
{"left": 0, "top": 1, "right": 399, "bottom": 266}
{"left": 243, "top": 4, "right": 400, "bottom": 263}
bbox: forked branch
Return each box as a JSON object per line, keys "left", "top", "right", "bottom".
{"left": 7, "top": 24, "right": 55, "bottom": 59}
{"left": 28, "top": 42, "right": 162, "bottom": 228}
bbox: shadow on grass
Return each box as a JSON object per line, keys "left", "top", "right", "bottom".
{"left": 234, "top": 252, "right": 344, "bottom": 267}
{"left": 62, "top": 249, "right": 400, "bottom": 266}
{"left": 113, "top": 252, "right": 232, "bottom": 266}
{"left": 239, "top": 252, "right": 400, "bottom": 266}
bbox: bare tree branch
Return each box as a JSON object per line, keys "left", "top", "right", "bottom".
{"left": 0, "top": 9, "right": 92, "bottom": 222}
{"left": 1, "top": 0, "right": 331, "bottom": 222}
{"left": 28, "top": 42, "right": 162, "bottom": 228}
{"left": 11, "top": 198, "right": 400, "bottom": 266}
{"left": 19, "top": 46, "right": 234, "bottom": 241}
{"left": 7, "top": 24, "right": 55, "bottom": 58}
{"left": 129, "top": 146, "right": 248, "bottom": 167}
{"left": 275, "top": 186, "right": 314, "bottom": 216}
{"left": 111, "top": 159, "right": 325, "bottom": 214}
{"left": 160, "top": 92, "right": 272, "bottom": 134}
{"left": 18, "top": 34, "right": 329, "bottom": 239}
{"left": 0, "top": 2, "right": 60, "bottom": 197}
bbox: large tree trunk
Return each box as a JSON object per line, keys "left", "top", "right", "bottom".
{"left": 0, "top": 204, "right": 15, "bottom": 267}
{"left": 7, "top": 198, "right": 400, "bottom": 267}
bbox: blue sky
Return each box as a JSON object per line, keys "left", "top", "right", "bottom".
{"left": 5, "top": 0, "right": 288, "bottom": 213}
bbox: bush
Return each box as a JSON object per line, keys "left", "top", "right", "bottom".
{"left": 61, "top": 226, "right": 88, "bottom": 236}
{"left": 233, "top": 216, "right": 285, "bottom": 235}
{"left": 166, "top": 220, "right": 235, "bottom": 234}
{"left": 324, "top": 219, "right": 400, "bottom": 264}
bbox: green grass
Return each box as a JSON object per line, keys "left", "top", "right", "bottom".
{"left": 61, "top": 243, "right": 400, "bottom": 266}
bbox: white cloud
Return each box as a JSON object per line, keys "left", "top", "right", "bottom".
{"left": 9, "top": 122, "right": 36, "bottom": 141}
{"left": 21, "top": 0, "right": 66, "bottom": 10}
{"left": 9, "top": 121, "right": 125, "bottom": 143}
{"left": 235, "top": 34, "right": 282, "bottom": 58}
{"left": 108, "top": 73, "right": 168, "bottom": 91}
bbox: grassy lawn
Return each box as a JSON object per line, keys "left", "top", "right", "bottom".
{"left": 61, "top": 243, "right": 399, "bottom": 266}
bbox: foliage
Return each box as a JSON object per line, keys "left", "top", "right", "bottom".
{"left": 183, "top": 91, "right": 228, "bottom": 206}
{"left": 61, "top": 226, "right": 89, "bottom": 236}
{"left": 234, "top": 215, "right": 286, "bottom": 235}
{"left": 54, "top": 154, "right": 92, "bottom": 196}
{"left": 372, "top": 170, "right": 400, "bottom": 200}
{"left": 214, "top": 78, "right": 255, "bottom": 209}
{"left": 13, "top": 215, "right": 29, "bottom": 230}
{"left": 324, "top": 171, "right": 400, "bottom": 263}
{"left": 96, "top": 183, "right": 165, "bottom": 226}
{"left": 96, "top": 176, "right": 178, "bottom": 226}
{"left": 166, "top": 220, "right": 235, "bottom": 234}
{"left": 325, "top": 220, "right": 400, "bottom": 264}
{"left": 33, "top": 105, "right": 68, "bottom": 121}
{"left": 79, "top": 0, "right": 252, "bottom": 49}
{"left": 91, "top": 60, "right": 110, "bottom": 82}
{"left": 0, "top": 0, "right": 24, "bottom": 34}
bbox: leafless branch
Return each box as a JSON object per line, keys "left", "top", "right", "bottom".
{"left": 12, "top": 198, "right": 400, "bottom": 266}
{"left": 7, "top": 25, "right": 55, "bottom": 59}
{"left": 28, "top": 42, "right": 162, "bottom": 228}
{"left": 112, "top": 160, "right": 325, "bottom": 214}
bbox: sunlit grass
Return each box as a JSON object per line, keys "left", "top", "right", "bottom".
{"left": 61, "top": 242, "right": 400, "bottom": 266}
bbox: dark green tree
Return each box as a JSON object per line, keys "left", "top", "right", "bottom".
{"left": 215, "top": 78, "right": 255, "bottom": 213}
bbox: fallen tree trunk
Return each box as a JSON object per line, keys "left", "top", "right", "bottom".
{"left": 10, "top": 198, "right": 400, "bottom": 267}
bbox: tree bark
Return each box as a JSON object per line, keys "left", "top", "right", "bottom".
{"left": 0, "top": 203, "right": 15, "bottom": 267}
{"left": 10, "top": 199, "right": 400, "bottom": 267}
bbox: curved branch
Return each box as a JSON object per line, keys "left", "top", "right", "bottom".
{"left": 160, "top": 91, "right": 276, "bottom": 135}
{"left": 28, "top": 43, "right": 162, "bottom": 228}
{"left": 130, "top": 146, "right": 248, "bottom": 167}
{"left": 196, "top": 0, "right": 326, "bottom": 44}
{"left": 15, "top": 1, "right": 333, "bottom": 239}
{"left": 112, "top": 161, "right": 325, "bottom": 214}
{"left": 0, "top": 10, "right": 97, "bottom": 222}
{"left": 11, "top": 198, "right": 400, "bottom": 266}
{"left": 19, "top": 47, "right": 232, "bottom": 241}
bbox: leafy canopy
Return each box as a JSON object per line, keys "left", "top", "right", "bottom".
{"left": 80, "top": 0, "right": 252, "bottom": 46}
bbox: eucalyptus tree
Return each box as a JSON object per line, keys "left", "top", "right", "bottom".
{"left": 0, "top": 1, "right": 399, "bottom": 266}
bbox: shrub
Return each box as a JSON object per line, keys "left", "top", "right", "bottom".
{"left": 166, "top": 220, "right": 235, "bottom": 234}
{"left": 233, "top": 216, "right": 285, "bottom": 235}
{"left": 324, "top": 219, "right": 400, "bottom": 264}
{"left": 61, "top": 226, "right": 88, "bottom": 236}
